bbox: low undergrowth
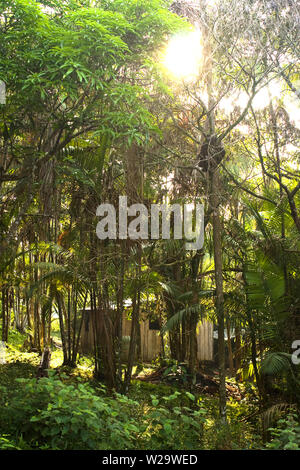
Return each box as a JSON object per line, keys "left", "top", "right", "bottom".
{"left": 1, "top": 328, "right": 296, "bottom": 450}
{"left": 0, "top": 372, "right": 207, "bottom": 450}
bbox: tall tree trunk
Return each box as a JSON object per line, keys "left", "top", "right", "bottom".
{"left": 116, "top": 251, "right": 125, "bottom": 390}
{"left": 235, "top": 324, "right": 242, "bottom": 381}
{"left": 242, "top": 270, "right": 264, "bottom": 399}
{"left": 189, "top": 251, "right": 203, "bottom": 382}
{"left": 188, "top": 289, "right": 199, "bottom": 383}
{"left": 123, "top": 280, "right": 140, "bottom": 393}
{"left": 56, "top": 292, "right": 68, "bottom": 365}
{"left": 226, "top": 319, "right": 234, "bottom": 378}
{"left": 1, "top": 287, "right": 8, "bottom": 342}
{"left": 200, "top": 3, "right": 227, "bottom": 421}
{"left": 73, "top": 292, "right": 87, "bottom": 365}
{"left": 210, "top": 170, "right": 227, "bottom": 423}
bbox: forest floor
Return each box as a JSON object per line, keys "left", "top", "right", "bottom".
{"left": 135, "top": 365, "right": 244, "bottom": 401}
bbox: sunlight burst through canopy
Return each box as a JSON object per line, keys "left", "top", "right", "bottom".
{"left": 162, "top": 31, "right": 202, "bottom": 80}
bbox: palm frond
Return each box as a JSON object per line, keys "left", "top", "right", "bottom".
{"left": 162, "top": 290, "right": 214, "bottom": 333}
{"left": 261, "top": 352, "right": 292, "bottom": 376}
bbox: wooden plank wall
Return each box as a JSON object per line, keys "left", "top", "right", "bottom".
{"left": 121, "top": 317, "right": 214, "bottom": 362}
{"left": 80, "top": 310, "right": 94, "bottom": 354}
{"left": 80, "top": 311, "right": 214, "bottom": 362}
{"left": 121, "top": 317, "right": 161, "bottom": 362}
{"left": 196, "top": 320, "right": 214, "bottom": 361}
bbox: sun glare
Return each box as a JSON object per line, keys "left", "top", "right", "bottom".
{"left": 162, "top": 31, "right": 202, "bottom": 81}
{"left": 220, "top": 81, "right": 300, "bottom": 128}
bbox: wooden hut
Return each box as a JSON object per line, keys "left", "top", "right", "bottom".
{"left": 79, "top": 308, "right": 214, "bottom": 363}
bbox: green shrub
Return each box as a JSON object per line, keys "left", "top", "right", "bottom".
{"left": 0, "top": 373, "right": 140, "bottom": 450}
{"left": 161, "top": 360, "right": 190, "bottom": 385}
{"left": 266, "top": 413, "right": 300, "bottom": 450}
{"left": 141, "top": 391, "right": 207, "bottom": 450}
{"left": 0, "top": 436, "right": 20, "bottom": 450}
{"left": 0, "top": 373, "right": 207, "bottom": 450}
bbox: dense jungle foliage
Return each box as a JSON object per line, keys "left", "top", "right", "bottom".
{"left": 0, "top": 0, "right": 299, "bottom": 451}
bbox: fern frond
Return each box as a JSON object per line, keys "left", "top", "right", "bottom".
{"left": 261, "top": 352, "right": 292, "bottom": 376}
